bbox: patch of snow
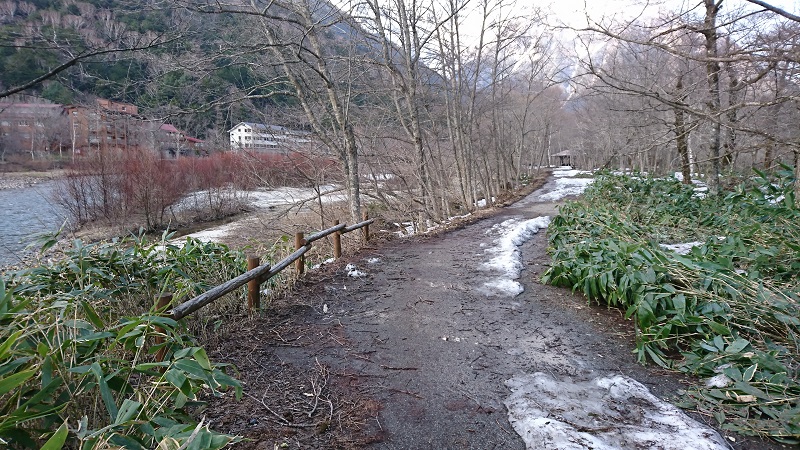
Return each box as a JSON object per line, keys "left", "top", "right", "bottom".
{"left": 393, "top": 221, "right": 416, "bottom": 237}
{"left": 183, "top": 223, "right": 238, "bottom": 243}
{"left": 538, "top": 177, "right": 594, "bottom": 201}
{"left": 552, "top": 167, "right": 592, "bottom": 178}
{"left": 673, "top": 172, "right": 706, "bottom": 184}
{"left": 505, "top": 372, "right": 728, "bottom": 450}
{"left": 247, "top": 185, "right": 341, "bottom": 209}
{"left": 659, "top": 241, "right": 704, "bottom": 255}
{"left": 345, "top": 263, "right": 367, "bottom": 278}
{"left": 311, "top": 257, "right": 336, "bottom": 270}
{"left": 366, "top": 257, "right": 381, "bottom": 264}
{"left": 476, "top": 197, "right": 496, "bottom": 208}
{"left": 170, "top": 188, "right": 250, "bottom": 213}
{"left": 769, "top": 194, "right": 785, "bottom": 204}
{"left": 483, "top": 278, "right": 524, "bottom": 297}
{"left": 611, "top": 169, "right": 649, "bottom": 177}
{"left": 480, "top": 216, "right": 551, "bottom": 297}
{"left": 366, "top": 173, "right": 396, "bottom": 181}
{"left": 705, "top": 374, "right": 733, "bottom": 388}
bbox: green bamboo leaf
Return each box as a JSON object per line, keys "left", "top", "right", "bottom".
{"left": 81, "top": 300, "right": 106, "bottom": 329}
{"left": 108, "top": 433, "right": 146, "bottom": 449}
{"left": 19, "top": 377, "right": 63, "bottom": 409}
{"left": 0, "top": 369, "right": 36, "bottom": 396}
{"left": 725, "top": 338, "right": 750, "bottom": 354}
{"left": 173, "top": 359, "right": 211, "bottom": 382}
{"left": 91, "top": 362, "right": 118, "bottom": 420}
{"left": 672, "top": 294, "right": 686, "bottom": 315}
{"left": 165, "top": 369, "right": 189, "bottom": 394}
{"left": 708, "top": 321, "right": 731, "bottom": 336}
{"left": 742, "top": 364, "right": 758, "bottom": 382}
{"left": 193, "top": 348, "right": 212, "bottom": 371}
{"left": 74, "top": 332, "right": 115, "bottom": 343}
{"left": 713, "top": 335, "right": 726, "bottom": 351}
{"left": 0, "top": 330, "right": 23, "bottom": 361}
{"left": 644, "top": 345, "right": 670, "bottom": 368}
{"left": 40, "top": 421, "right": 69, "bottom": 450}
{"left": 114, "top": 399, "right": 142, "bottom": 425}
{"left": 733, "top": 381, "right": 771, "bottom": 400}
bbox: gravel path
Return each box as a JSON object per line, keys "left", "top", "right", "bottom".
{"left": 206, "top": 177, "right": 788, "bottom": 449}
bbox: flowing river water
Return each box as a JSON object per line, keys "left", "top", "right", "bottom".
{"left": 0, "top": 181, "right": 67, "bottom": 267}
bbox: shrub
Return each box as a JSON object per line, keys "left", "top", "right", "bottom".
{"left": 0, "top": 235, "right": 245, "bottom": 449}
{"left": 542, "top": 170, "right": 800, "bottom": 442}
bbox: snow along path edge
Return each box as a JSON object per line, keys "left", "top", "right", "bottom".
{"left": 504, "top": 372, "right": 730, "bottom": 450}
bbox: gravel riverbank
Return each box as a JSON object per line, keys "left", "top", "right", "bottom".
{"left": 0, "top": 172, "right": 62, "bottom": 190}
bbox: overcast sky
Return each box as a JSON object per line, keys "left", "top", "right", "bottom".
{"left": 547, "top": 0, "right": 799, "bottom": 26}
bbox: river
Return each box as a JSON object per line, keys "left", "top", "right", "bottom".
{"left": 0, "top": 181, "right": 68, "bottom": 267}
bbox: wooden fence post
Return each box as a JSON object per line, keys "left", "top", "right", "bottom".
{"left": 362, "top": 211, "right": 370, "bottom": 242}
{"left": 154, "top": 293, "right": 172, "bottom": 363}
{"left": 333, "top": 220, "right": 342, "bottom": 259}
{"left": 247, "top": 256, "right": 260, "bottom": 312}
{"left": 295, "top": 232, "right": 305, "bottom": 275}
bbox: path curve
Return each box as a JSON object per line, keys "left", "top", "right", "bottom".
{"left": 207, "top": 176, "right": 786, "bottom": 450}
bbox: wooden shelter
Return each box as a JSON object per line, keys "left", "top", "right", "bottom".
{"left": 552, "top": 150, "right": 573, "bottom": 166}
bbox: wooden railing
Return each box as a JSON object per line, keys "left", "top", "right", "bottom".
{"left": 160, "top": 213, "right": 373, "bottom": 322}
{"left": 151, "top": 214, "right": 374, "bottom": 361}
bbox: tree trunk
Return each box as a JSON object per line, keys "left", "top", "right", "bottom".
{"left": 764, "top": 142, "right": 774, "bottom": 170}
{"left": 794, "top": 149, "right": 800, "bottom": 208}
{"left": 722, "top": 60, "right": 740, "bottom": 169}
{"left": 674, "top": 76, "right": 692, "bottom": 184}
{"left": 701, "top": 0, "right": 723, "bottom": 195}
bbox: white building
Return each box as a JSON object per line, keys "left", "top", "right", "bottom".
{"left": 228, "top": 122, "right": 313, "bottom": 152}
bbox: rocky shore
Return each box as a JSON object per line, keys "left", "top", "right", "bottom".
{"left": 0, "top": 172, "right": 60, "bottom": 190}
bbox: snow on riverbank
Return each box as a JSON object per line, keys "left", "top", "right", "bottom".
{"left": 247, "top": 185, "right": 344, "bottom": 208}
{"left": 504, "top": 372, "right": 729, "bottom": 450}
{"left": 480, "top": 216, "right": 551, "bottom": 297}
{"left": 173, "top": 185, "right": 346, "bottom": 244}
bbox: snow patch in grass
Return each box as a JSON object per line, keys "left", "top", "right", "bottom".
{"left": 480, "top": 216, "right": 550, "bottom": 297}
{"left": 705, "top": 374, "right": 733, "bottom": 388}
{"left": 505, "top": 372, "right": 728, "bottom": 450}
{"left": 659, "top": 241, "right": 704, "bottom": 255}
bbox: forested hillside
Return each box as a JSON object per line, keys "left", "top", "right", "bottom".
{"left": 2, "top": 0, "right": 800, "bottom": 220}
{"left": 0, "top": 0, "right": 293, "bottom": 142}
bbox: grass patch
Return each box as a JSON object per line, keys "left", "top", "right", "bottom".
{"left": 542, "top": 168, "right": 800, "bottom": 442}
{"left": 0, "top": 234, "right": 247, "bottom": 449}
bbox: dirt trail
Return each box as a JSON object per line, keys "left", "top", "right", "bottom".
{"left": 207, "top": 177, "right": 786, "bottom": 449}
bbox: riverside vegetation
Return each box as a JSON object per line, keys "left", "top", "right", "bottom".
{"left": 543, "top": 168, "right": 800, "bottom": 442}
{"left": 0, "top": 234, "right": 248, "bottom": 449}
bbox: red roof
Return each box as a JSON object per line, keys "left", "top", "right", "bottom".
{"left": 160, "top": 124, "right": 181, "bottom": 133}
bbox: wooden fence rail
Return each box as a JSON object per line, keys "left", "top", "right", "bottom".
{"left": 166, "top": 215, "right": 373, "bottom": 323}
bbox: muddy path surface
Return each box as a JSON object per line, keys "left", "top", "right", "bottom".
{"left": 206, "top": 178, "right": 787, "bottom": 449}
